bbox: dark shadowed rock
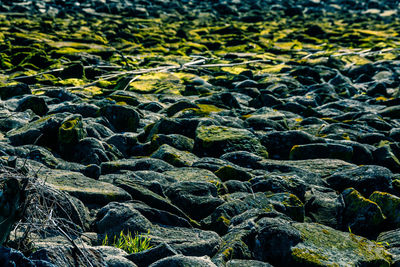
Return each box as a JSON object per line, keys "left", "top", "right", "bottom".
{"left": 326, "top": 165, "right": 393, "bottom": 196}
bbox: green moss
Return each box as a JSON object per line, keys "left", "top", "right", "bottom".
{"left": 292, "top": 223, "right": 392, "bottom": 266}
{"left": 58, "top": 115, "right": 86, "bottom": 146}
{"left": 292, "top": 247, "right": 331, "bottom": 266}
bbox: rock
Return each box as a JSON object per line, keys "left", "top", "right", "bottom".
{"left": 149, "top": 255, "right": 217, "bottom": 267}
{"left": 220, "top": 151, "right": 265, "bottom": 170}
{"left": 48, "top": 103, "right": 100, "bottom": 118}
{"left": 7, "top": 113, "right": 67, "bottom": 147}
{"left": 289, "top": 143, "right": 353, "bottom": 162}
{"left": 165, "top": 100, "right": 199, "bottom": 117}
{"left": 132, "top": 200, "right": 192, "bottom": 228}
{"left": 85, "top": 120, "right": 114, "bottom": 139}
{"left": 101, "top": 158, "right": 174, "bottom": 174}
{"left": 289, "top": 223, "right": 392, "bottom": 266}
{"left": 108, "top": 90, "right": 141, "bottom": 106}
{"left": 377, "top": 229, "right": 400, "bottom": 266}
{"left": 38, "top": 169, "right": 132, "bottom": 205}
{"left": 15, "top": 95, "right": 48, "bottom": 116}
{"left": 202, "top": 192, "right": 276, "bottom": 235}
{"left": 194, "top": 125, "right": 268, "bottom": 158}
{"left": 59, "top": 63, "right": 85, "bottom": 79}
{"left": 163, "top": 167, "right": 221, "bottom": 183}
{"left": 105, "top": 133, "right": 138, "bottom": 157}
{"left": 96, "top": 246, "right": 137, "bottom": 267}
{"left": 41, "top": 187, "right": 90, "bottom": 230}
{"left": 0, "top": 178, "right": 25, "bottom": 245}
{"left": 150, "top": 134, "right": 194, "bottom": 152}
{"left": 226, "top": 259, "right": 273, "bottom": 267}
{"left": 94, "top": 202, "right": 154, "bottom": 235}
{"left": 66, "top": 137, "right": 120, "bottom": 165}
{"left": 250, "top": 173, "right": 308, "bottom": 201}
{"left": 373, "top": 145, "right": 400, "bottom": 172}
{"left": 212, "top": 228, "right": 254, "bottom": 266}
{"left": 260, "top": 130, "right": 321, "bottom": 159}
{"left": 304, "top": 186, "right": 345, "bottom": 229}
{"left": 214, "top": 165, "right": 253, "bottom": 182}
{"left": 30, "top": 245, "right": 106, "bottom": 267}
{"left": 0, "top": 83, "right": 31, "bottom": 100}
{"left": 266, "top": 193, "right": 305, "bottom": 222}
{"left": 326, "top": 165, "right": 393, "bottom": 196}
{"left": 253, "top": 217, "right": 302, "bottom": 265}
{"left": 0, "top": 110, "right": 34, "bottom": 133}
{"left": 370, "top": 191, "right": 400, "bottom": 229}
{"left": 224, "top": 180, "right": 251, "bottom": 194}
{"left": 0, "top": 246, "right": 56, "bottom": 267}
{"left": 379, "top": 105, "right": 400, "bottom": 119}
{"left": 107, "top": 178, "right": 190, "bottom": 221}
{"left": 126, "top": 243, "right": 178, "bottom": 267}
{"left": 82, "top": 164, "right": 101, "bottom": 179}
{"left": 265, "top": 158, "right": 356, "bottom": 177}
{"left": 100, "top": 104, "right": 140, "bottom": 132}
{"left": 165, "top": 181, "right": 224, "bottom": 220}
{"left": 151, "top": 144, "right": 199, "bottom": 167}
{"left": 342, "top": 188, "right": 385, "bottom": 238}
{"left": 95, "top": 201, "right": 221, "bottom": 257}
{"left": 244, "top": 115, "right": 286, "bottom": 131}
{"left": 58, "top": 114, "right": 86, "bottom": 151}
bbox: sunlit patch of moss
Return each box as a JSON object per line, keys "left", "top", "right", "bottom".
{"left": 340, "top": 55, "right": 372, "bottom": 65}
{"left": 56, "top": 78, "right": 86, "bottom": 87}
{"left": 258, "top": 64, "right": 289, "bottom": 74}
{"left": 128, "top": 72, "right": 184, "bottom": 95}
{"left": 292, "top": 247, "right": 331, "bottom": 266}
{"left": 220, "top": 66, "right": 248, "bottom": 75}
{"left": 71, "top": 86, "right": 103, "bottom": 97}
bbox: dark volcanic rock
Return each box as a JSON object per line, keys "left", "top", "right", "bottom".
{"left": 326, "top": 165, "right": 393, "bottom": 196}
{"left": 100, "top": 104, "right": 140, "bottom": 132}
{"left": 194, "top": 125, "right": 268, "bottom": 158}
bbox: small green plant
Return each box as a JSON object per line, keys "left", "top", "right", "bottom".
{"left": 102, "top": 230, "right": 153, "bottom": 254}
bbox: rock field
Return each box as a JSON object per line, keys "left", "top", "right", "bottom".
{"left": 1, "top": 0, "right": 400, "bottom": 266}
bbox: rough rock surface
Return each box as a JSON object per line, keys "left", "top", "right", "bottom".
{"left": 0, "top": 0, "right": 400, "bottom": 266}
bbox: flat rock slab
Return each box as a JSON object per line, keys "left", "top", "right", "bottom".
{"left": 163, "top": 167, "right": 221, "bottom": 183}
{"left": 37, "top": 169, "right": 132, "bottom": 205}
{"left": 262, "top": 158, "right": 356, "bottom": 177}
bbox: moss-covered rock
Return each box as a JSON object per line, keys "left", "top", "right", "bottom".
{"left": 58, "top": 114, "right": 86, "bottom": 151}
{"left": 194, "top": 125, "right": 268, "bottom": 158}
{"left": 214, "top": 165, "right": 252, "bottom": 182}
{"left": 266, "top": 193, "right": 305, "bottom": 222}
{"left": 37, "top": 169, "right": 132, "bottom": 205}
{"left": 291, "top": 223, "right": 392, "bottom": 266}
{"left": 7, "top": 114, "right": 67, "bottom": 147}
{"left": 370, "top": 191, "right": 400, "bottom": 229}
{"left": 342, "top": 188, "right": 385, "bottom": 238}
{"left": 150, "top": 134, "right": 194, "bottom": 152}
{"left": 163, "top": 167, "right": 221, "bottom": 183}
{"left": 151, "top": 144, "right": 199, "bottom": 167}
{"left": 289, "top": 143, "right": 353, "bottom": 162}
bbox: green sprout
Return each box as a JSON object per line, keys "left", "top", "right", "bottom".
{"left": 102, "top": 230, "right": 153, "bottom": 254}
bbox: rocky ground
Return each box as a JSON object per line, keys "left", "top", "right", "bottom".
{"left": 1, "top": 0, "right": 400, "bottom": 266}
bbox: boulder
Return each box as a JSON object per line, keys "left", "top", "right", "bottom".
{"left": 100, "top": 104, "right": 140, "bottom": 132}
{"left": 326, "top": 165, "right": 393, "bottom": 196}
{"left": 342, "top": 188, "right": 385, "bottom": 238}
{"left": 194, "top": 125, "right": 268, "bottom": 158}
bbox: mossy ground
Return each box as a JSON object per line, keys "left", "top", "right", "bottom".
{"left": 1, "top": 13, "right": 399, "bottom": 100}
